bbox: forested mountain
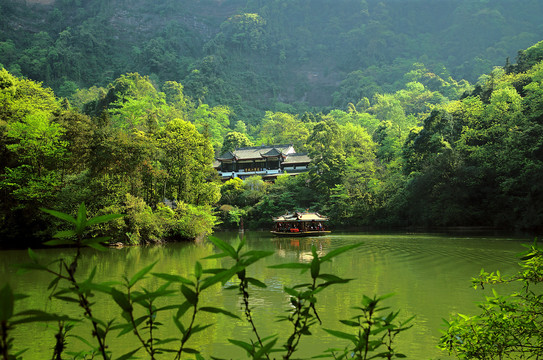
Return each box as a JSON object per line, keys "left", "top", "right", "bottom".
{"left": 1, "top": 0, "right": 543, "bottom": 246}
{"left": 1, "top": 0, "right": 543, "bottom": 122}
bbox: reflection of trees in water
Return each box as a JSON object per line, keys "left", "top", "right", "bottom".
{"left": 272, "top": 237, "right": 332, "bottom": 262}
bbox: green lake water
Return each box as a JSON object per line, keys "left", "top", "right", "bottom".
{"left": 0, "top": 231, "right": 531, "bottom": 359}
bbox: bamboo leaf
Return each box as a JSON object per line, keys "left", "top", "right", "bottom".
{"left": 269, "top": 263, "right": 310, "bottom": 270}
{"left": 191, "top": 323, "right": 213, "bottom": 335}
{"left": 12, "top": 311, "right": 77, "bottom": 325}
{"left": 254, "top": 337, "right": 278, "bottom": 359}
{"left": 40, "top": 208, "right": 77, "bottom": 224}
{"left": 377, "top": 293, "right": 396, "bottom": 302}
{"left": 0, "top": 284, "right": 14, "bottom": 321}
{"left": 240, "top": 250, "right": 274, "bottom": 262}
{"left": 339, "top": 320, "right": 360, "bottom": 327}
{"left": 172, "top": 314, "right": 186, "bottom": 334}
{"left": 111, "top": 288, "right": 132, "bottom": 312}
{"left": 323, "top": 328, "right": 358, "bottom": 343}
{"left": 320, "top": 243, "right": 364, "bottom": 262}
{"left": 75, "top": 203, "right": 88, "bottom": 234}
{"left": 69, "top": 334, "right": 94, "bottom": 347}
{"left": 195, "top": 261, "right": 203, "bottom": 279}
{"left": 284, "top": 287, "right": 299, "bottom": 297}
{"left": 129, "top": 261, "right": 157, "bottom": 287}
{"left": 115, "top": 348, "right": 141, "bottom": 360}
{"left": 52, "top": 230, "right": 77, "bottom": 239}
{"left": 53, "top": 295, "right": 80, "bottom": 303}
{"left": 181, "top": 348, "right": 199, "bottom": 354}
{"left": 47, "top": 277, "right": 60, "bottom": 290}
{"left": 81, "top": 237, "right": 110, "bottom": 251}
{"left": 152, "top": 273, "right": 194, "bottom": 285}
{"left": 200, "top": 265, "right": 244, "bottom": 290}
{"left": 176, "top": 301, "right": 191, "bottom": 318}
{"left": 43, "top": 239, "right": 76, "bottom": 246}
{"left": 115, "top": 323, "right": 136, "bottom": 337}
{"left": 154, "top": 338, "right": 178, "bottom": 345}
{"left": 246, "top": 277, "right": 267, "bottom": 288}
{"left": 181, "top": 285, "right": 197, "bottom": 305}
{"left": 311, "top": 245, "right": 318, "bottom": 258}
{"left": 27, "top": 248, "right": 39, "bottom": 262}
{"left": 318, "top": 274, "right": 347, "bottom": 282}
{"left": 15, "top": 262, "right": 48, "bottom": 273}
{"left": 228, "top": 339, "right": 255, "bottom": 354}
{"left": 236, "top": 238, "right": 246, "bottom": 252}
{"left": 200, "top": 306, "right": 240, "bottom": 319}
{"left": 202, "top": 253, "right": 229, "bottom": 260}
{"left": 80, "top": 282, "right": 114, "bottom": 294}
{"left": 311, "top": 256, "right": 320, "bottom": 279}
{"left": 208, "top": 236, "right": 237, "bottom": 259}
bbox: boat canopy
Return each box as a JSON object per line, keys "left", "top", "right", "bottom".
{"left": 272, "top": 212, "right": 328, "bottom": 222}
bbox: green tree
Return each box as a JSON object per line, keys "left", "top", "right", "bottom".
{"left": 220, "top": 13, "right": 268, "bottom": 52}
{"left": 258, "top": 111, "right": 310, "bottom": 150}
{"left": 402, "top": 109, "right": 457, "bottom": 174}
{"left": 221, "top": 131, "right": 254, "bottom": 154}
{"left": 440, "top": 241, "right": 543, "bottom": 359}
{"left": 159, "top": 118, "right": 219, "bottom": 206}
{"left": 1, "top": 111, "right": 67, "bottom": 201}
{"left": 53, "top": 109, "right": 95, "bottom": 174}
{"left": 0, "top": 69, "right": 65, "bottom": 243}
{"left": 307, "top": 117, "right": 346, "bottom": 199}
{"left": 219, "top": 177, "right": 244, "bottom": 206}
{"left": 162, "top": 80, "right": 187, "bottom": 109}
{"left": 191, "top": 103, "right": 232, "bottom": 153}
{"left": 323, "top": 123, "right": 379, "bottom": 226}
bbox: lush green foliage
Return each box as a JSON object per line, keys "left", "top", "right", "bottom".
{"left": 440, "top": 240, "right": 543, "bottom": 359}
{"left": 216, "top": 46, "right": 543, "bottom": 232}
{"left": 0, "top": 205, "right": 411, "bottom": 359}
{"left": 0, "top": 70, "right": 220, "bottom": 245}
{"left": 2, "top": 40, "right": 543, "bottom": 245}
{"left": 2, "top": 3, "right": 543, "bottom": 243}
{"left": 0, "top": 0, "right": 541, "bottom": 122}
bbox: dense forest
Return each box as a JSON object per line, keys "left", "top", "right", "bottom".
{"left": 1, "top": 0, "right": 543, "bottom": 246}
{"left": 2, "top": 0, "right": 543, "bottom": 120}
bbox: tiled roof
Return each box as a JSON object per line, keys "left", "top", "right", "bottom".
{"left": 282, "top": 153, "right": 311, "bottom": 164}
{"left": 218, "top": 145, "right": 295, "bottom": 160}
{"left": 272, "top": 212, "right": 328, "bottom": 222}
{"left": 261, "top": 148, "right": 283, "bottom": 157}
{"left": 216, "top": 151, "right": 236, "bottom": 161}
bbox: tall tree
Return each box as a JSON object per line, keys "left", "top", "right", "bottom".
{"left": 307, "top": 117, "right": 346, "bottom": 199}
{"left": 159, "top": 118, "right": 219, "bottom": 206}
{"left": 221, "top": 131, "right": 254, "bottom": 154}
{"left": 0, "top": 69, "right": 66, "bottom": 243}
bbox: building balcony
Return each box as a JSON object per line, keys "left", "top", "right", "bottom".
{"left": 218, "top": 168, "right": 284, "bottom": 179}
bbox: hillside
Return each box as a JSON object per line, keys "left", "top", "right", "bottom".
{"left": 1, "top": 0, "right": 543, "bottom": 122}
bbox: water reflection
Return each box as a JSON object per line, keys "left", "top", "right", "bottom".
{"left": 0, "top": 231, "right": 530, "bottom": 359}
{"left": 271, "top": 236, "right": 332, "bottom": 262}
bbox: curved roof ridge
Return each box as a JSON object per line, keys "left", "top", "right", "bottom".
{"left": 260, "top": 147, "right": 283, "bottom": 157}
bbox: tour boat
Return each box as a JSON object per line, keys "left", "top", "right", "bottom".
{"left": 271, "top": 211, "right": 331, "bottom": 236}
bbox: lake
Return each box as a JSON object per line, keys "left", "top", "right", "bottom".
{"left": 0, "top": 230, "right": 530, "bottom": 359}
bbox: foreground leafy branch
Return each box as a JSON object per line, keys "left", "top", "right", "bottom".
{"left": 0, "top": 203, "right": 413, "bottom": 360}
{"left": 320, "top": 294, "right": 413, "bottom": 359}
{"left": 440, "top": 240, "right": 543, "bottom": 360}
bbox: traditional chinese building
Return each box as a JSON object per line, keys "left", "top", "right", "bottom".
{"left": 214, "top": 144, "right": 311, "bottom": 181}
